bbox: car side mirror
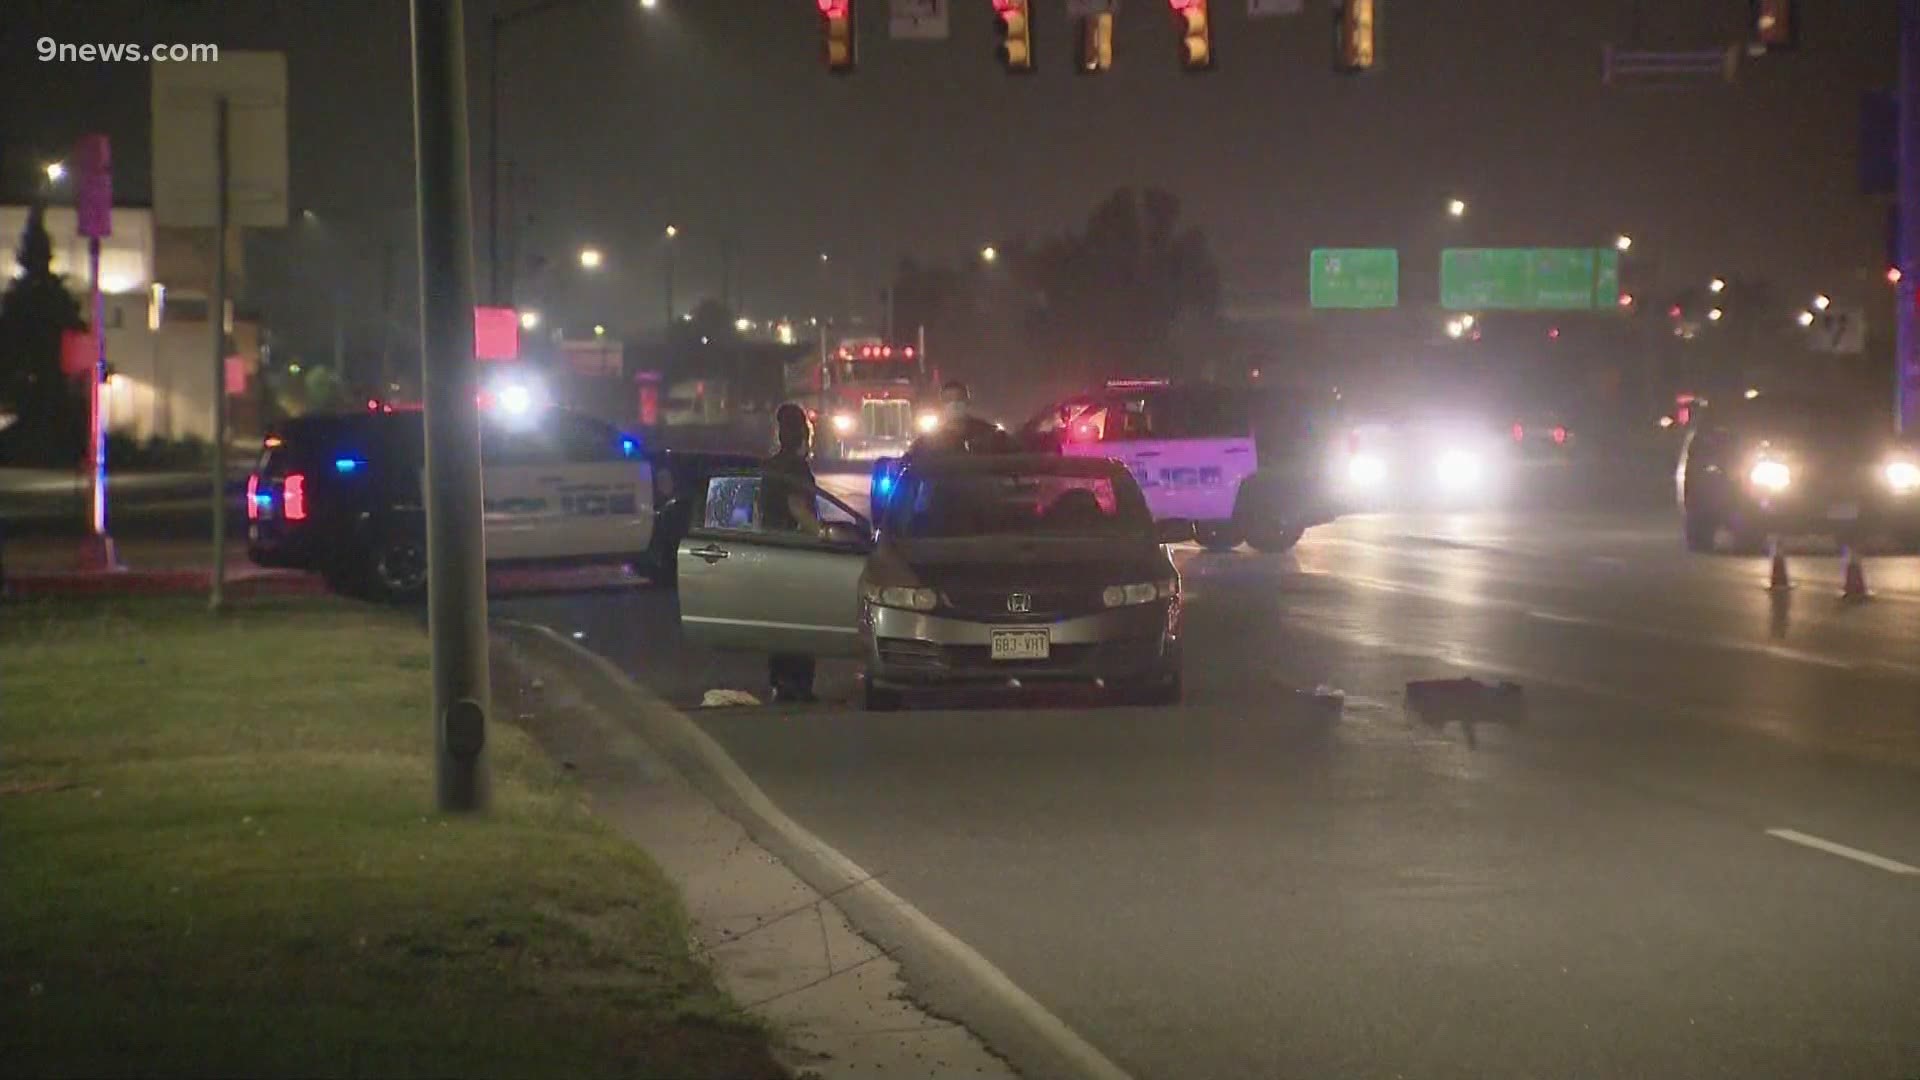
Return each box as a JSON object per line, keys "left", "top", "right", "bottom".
{"left": 1155, "top": 519, "right": 1195, "bottom": 544}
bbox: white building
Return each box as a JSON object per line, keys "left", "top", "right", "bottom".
{"left": 2, "top": 203, "right": 257, "bottom": 443}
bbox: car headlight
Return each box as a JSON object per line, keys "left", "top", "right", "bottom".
{"left": 1346, "top": 453, "right": 1387, "bottom": 487}
{"left": 1102, "top": 580, "right": 1177, "bottom": 608}
{"left": 862, "top": 583, "right": 937, "bottom": 611}
{"left": 1748, "top": 459, "right": 1792, "bottom": 492}
{"left": 916, "top": 412, "right": 941, "bottom": 434}
{"left": 1434, "top": 449, "right": 1482, "bottom": 489}
{"left": 831, "top": 413, "right": 856, "bottom": 434}
{"left": 1885, "top": 459, "right": 1920, "bottom": 494}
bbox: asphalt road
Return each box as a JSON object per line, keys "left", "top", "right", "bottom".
{"left": 497, "top": 502, "right": 1920, "bottom": 1080}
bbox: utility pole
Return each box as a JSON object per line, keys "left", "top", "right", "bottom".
{"left": 209, "top": 98, "right": 230, "bottom": 612}
{"left": 665, "top": 237, "right": 677, "bottom": 326}
{"left": 412, "top": 0, "right": 491, "bottom": 812}
{"left": 1900, "top": 0, "right": 1920, "bottom": 432}
{"left": 74, "top": 134, "right": 118, "bottom": 571}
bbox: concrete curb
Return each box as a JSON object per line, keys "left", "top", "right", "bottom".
{"left": 498, "top": 619, "right": 1134, "bottom": 1080}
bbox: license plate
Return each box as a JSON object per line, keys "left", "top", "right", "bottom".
{"left": 990, "top": 629, "right": 1050, "bottom": 661}
{"left": 1827, "top": 502, "right": 1860, "bottom": 522}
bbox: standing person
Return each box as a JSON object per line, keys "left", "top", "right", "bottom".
{"left": 910, "top": 380, "right": 1019, "bottom": 456}
{"left": 759, "top": 403, "right": 823, "bottom": 702}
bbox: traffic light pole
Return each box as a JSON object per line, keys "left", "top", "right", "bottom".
{"left": 1899, "top": 0, "right": 1920, "bottom": 433}
{"left": 411, "top": 0, "right": 492, "bottom": 812}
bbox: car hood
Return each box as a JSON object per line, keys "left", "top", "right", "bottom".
{"left": 870, "top": 537, "right": 1170, "bottom": 587}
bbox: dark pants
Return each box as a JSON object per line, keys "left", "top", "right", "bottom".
{"left": 769, "top": 653, "right": 815, "bottom": 696}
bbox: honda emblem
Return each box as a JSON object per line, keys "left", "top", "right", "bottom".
{"left": 1006, "top": 592, "right": 1032, "bottom": 614}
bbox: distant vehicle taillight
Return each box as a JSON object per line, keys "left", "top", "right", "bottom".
{"left": 1511, "top": 422, "right": 1525, "bottom": 442}
{"left": 1551, "top": 425, "right": 1568, "bottom": 445}
{"left": 283, "top": 473, "right": 308, "bottom": 521}
{"left": 246, "top": 474, "right": 261, "bottom": 520}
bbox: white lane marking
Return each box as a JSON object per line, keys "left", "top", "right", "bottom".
{"left": 1525, "top": 609, "right": 1593, "bottom": 626}
{"left": 1755, "top": 645, "right": 1853, "bottom": 670}
{"left": 1765, "top": 828, "right": 1920, "bottom": 876}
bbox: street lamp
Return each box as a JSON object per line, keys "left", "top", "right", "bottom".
{"left": 1708, "top": 308, "right": 1724, "bottom": 321}
{"left": 1614, "top": 234, "right": 1634, "bottom": 252}
{"left": 1445, "top": 318, "right": 1466, "bottom": 339}
{"left": 1812, "top": 293, "right": 1831, "bottom": 311}
{"left": 1797, "top": 310, "right": 1816, "bottom": 327}
{"left": 639, "top": 0, "right": 658, "bottom": 7}
{"left": 1446, "top": 197, "right": 1467, "bottom": 218}
{"left": 664, "top": 224, "right": 678, "bottom": 239}
{"left": 981, "top": 245, "right": 999, "bottom": 263}
{"left": 578, "top": 246, "right": 604, "bottom": 270}
{"left": 1709, "top": 277, "right": 1726, "bottom": 293}
{"left": 44, "top": 161, "right": 67, "bottom": 183}
{"left": 518, "top": 310, "right": 541, "bottom": 330}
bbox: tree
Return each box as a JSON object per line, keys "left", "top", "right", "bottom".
{"left": 0, "top": 204, "right": 87, "bottom": 465}
{"left": 1025, "top": 187, "right": 1221, "bottom": 389}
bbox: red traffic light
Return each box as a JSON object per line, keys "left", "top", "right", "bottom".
{"left": 820, "top": 0, "right": 855, "bottom": 73}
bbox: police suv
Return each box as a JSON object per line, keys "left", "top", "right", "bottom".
{"left": 245, "top": 404, "right": 749, "bottom": 599}
{"left": 1020, "top": 380, "right": 1343, "bottom": 552}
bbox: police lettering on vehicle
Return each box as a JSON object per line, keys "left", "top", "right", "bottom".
{"left": 485, "top": 486, "right": 638, "bottom": 517}
{"left": 1130, "top": 465, "right": 1225, "bottom": 490}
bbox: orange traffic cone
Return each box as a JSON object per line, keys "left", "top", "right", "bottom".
{"left": 1767, "top": 538, "right": 1791, "bottom": 593}
{"left": 1841, "top": 546, "right": 1870, "bottom": 601}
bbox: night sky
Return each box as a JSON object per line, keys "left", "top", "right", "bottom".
{"left": 0, "top": 0, "right": 1899, "bottom": 355}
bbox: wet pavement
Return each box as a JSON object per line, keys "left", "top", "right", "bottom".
{"left": 498, "top": 506, "right": 1920, "bottom": 1080}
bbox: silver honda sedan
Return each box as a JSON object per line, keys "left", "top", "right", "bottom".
{"left": 677, "top": 455, "right": 1189, "bottom": 710}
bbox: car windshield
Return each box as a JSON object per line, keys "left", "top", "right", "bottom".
{"left": 886, "top": 468, "right": 1151, "bottom": 540}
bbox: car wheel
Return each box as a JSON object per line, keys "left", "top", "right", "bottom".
{"left": 1194, "top": 524, "right": 1242, "bottom": 552}
{"left": 1248, "top": 526, "right": 1304, "bottom": 554}
{"left": 863, "top": 681, "right": 903, "bottom": 712}
{"left": 364, "top": 532, "right": 429, "bottom": 603}
{"left": 1682, "top": 505, "right": 1718, "bottom": 553}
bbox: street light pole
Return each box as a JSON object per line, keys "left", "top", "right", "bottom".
{"left": 412, "top": 0, "right": 491, "bottom": 812}
{"left": 1899, "top": 0, "right": 1920, "bottom": 432}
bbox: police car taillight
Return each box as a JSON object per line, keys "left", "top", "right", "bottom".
{"left": 246, "top": 474, "right": 261, "bottom": 520}
{"left": 283, "top": 473, "right": 308, "bottom": 521}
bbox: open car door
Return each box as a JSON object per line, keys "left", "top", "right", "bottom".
{"left": 676, "top": 472, "right": 870, "bottom": 657}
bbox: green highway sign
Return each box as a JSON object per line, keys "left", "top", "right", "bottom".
{"left": 1311, "top": 248, "right": 1399, "bottom": 309}
{"left": 1440, "top": 248, "right": 1621, "bottom": 311}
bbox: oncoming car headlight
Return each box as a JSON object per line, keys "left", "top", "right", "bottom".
{"left": 1748, "top": 459, "right": 1792, "bottom": 492}
{"left": 1102, "top": 580, "right": 1178, "bottom": 608}
{"left": 1434, "top": 449, "right": 1483, "bottom": 490}
{"left": 862, "top": 583, "right": 937, "bottom": 612}
{"left": 1346, "top": 453, "right": 1387, "bottom": 487}
{"left": 1884, "top": 459, "right": 1920, "bottom": 495}
{"left": 831, "top": 413, "right": 856, "bottom": 435}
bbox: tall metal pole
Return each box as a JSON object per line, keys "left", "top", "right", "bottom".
{"left": 1899, "top": 0, "right": 1920, "bottom": 433}
{"left": 665, "top": 239, "right": 676, "bottom": 326}
{"left": 412, "top": 0, "right": 491, "bottom": 812}
{"left": 209, "top": 96, "right": 231, "bottom": 612}
{"left": 74, "top": 134, "right": 117, "bottom": 571}
{"left": 486, "top": 14, "right": 503, "bottom": 306}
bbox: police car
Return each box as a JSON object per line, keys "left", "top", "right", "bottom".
{"left": 1019, "top": 380, "right": 1342, "bottom": 553}
{"left": 245, "top": 402, "right": 750, "bottom": 599}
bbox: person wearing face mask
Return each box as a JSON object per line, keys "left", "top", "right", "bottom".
{"left": 909, "top": 380, "right": 1019, "bottom": 456}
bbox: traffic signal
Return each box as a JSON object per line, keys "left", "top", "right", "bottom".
{"left": 819, "top": 0, "right": 855, "bottom": 74}
{"left": 993, "top": 0, "right": 1034, "bottom": 73}
{"left": 1334, "top": 0, "right": 1375, "bottom": 74}
{"left": 1171, "top": 0, "right": 1212, "bottom": 72}
{"left": 1751, "top": 0, "right": 1797, "bottom": 51}
{"left": 1077, "top": 12, "right": 1114, "bottom": 75}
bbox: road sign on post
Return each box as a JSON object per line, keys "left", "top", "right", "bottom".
{"left": 1441, "top": 248, "right": 1620, "bottom": 310}
{"left": 153, "top": 50, "right": 288, "bottom": 612}
{"left": 1310, "top": 248, "right": 1398, "bottom": 308}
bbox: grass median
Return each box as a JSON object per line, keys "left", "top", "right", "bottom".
{"left": 0, "top": 596, "right": 782, "bottom": 1079}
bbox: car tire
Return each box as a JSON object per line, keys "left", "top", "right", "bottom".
{"left": 363, "top": 530, "right": 429, "bottom": 604}
{"left": 1194, "top": 524, "right": 1242, "bottom": 552}
{"left": 1248, "top": 526, "right": 1304, "bottom": 554}
{"left": 863, "top": 682, "right": 904, "bottom": 712}
{"left": 1682, "top": 505, "right": 1719, "bottom": 553}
